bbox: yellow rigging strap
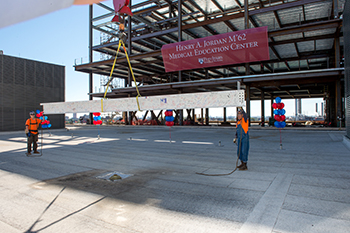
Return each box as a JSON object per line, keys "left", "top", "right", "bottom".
{"left": 121, "top": 40, "right": 142, "bottom": 111}
{"left": 101, "top": 40, "right": 122, "bottom": 112}
{"left": 101, "top": 39, "right": 142, "bottom": 112}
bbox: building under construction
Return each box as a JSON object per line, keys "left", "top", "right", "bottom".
{"left": 74, "top": 0, "right": 349, "bottom": 137}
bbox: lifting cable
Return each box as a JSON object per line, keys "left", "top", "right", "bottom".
{"left": 101, "top": 39, "right": 142, "bottom": 112}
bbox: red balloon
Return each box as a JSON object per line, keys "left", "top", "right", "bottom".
{"left": 36, "top": 114, "right": 40, "bottom": 117}
{"left": 280, "top": 115, "right": 286, "bottom": 121}
{"left": 274, "top": 115, "right": 280, "bottom": 121}
{"left": 93, "top": 112, "right": 101, "bottom": 116}
{"left": 279, "top": 103, "right": 285, "bottom": 109}
{"left": 164, "top": 111, "right": 172, "bottom": 116}
{"left": 165, "top": 121, "right": 174, "bottom": 127}
{"left": 272, "top": 103, "right": 277, "bottom": 109}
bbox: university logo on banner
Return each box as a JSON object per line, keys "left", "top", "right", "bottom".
{"left": 161, "top": 26, "right": 270, "bottom": 72}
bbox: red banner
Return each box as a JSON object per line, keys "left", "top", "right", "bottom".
{"left": 161, "top": 26, "right": 269, "bottom": 72}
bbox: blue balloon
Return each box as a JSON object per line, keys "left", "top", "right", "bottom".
{"left": 36, "top": 110, "right": 41, "bottom": 114}
{"left": 280, "top": 109, "right": 286, "bottom": 115}
{"left": 280, "top": 121, "right": 286, "bottom": 128}
{"left": 40, "top": 116, "right": 43, "bottom": 120}
{"left": 167, "top": 109, "right": 173, "bottom": 112}
{"left": 274, "top": 121, "right": 279, "bottom": 128}
{"left": 165, "top": 116, "right": 174, "bottom": 122}
{"left": 275, "top": 97, "right": 281, "bottom": 103}
{"left": 48, "top": 124, "right": 52, "bottom": 128}
{"left": 42, "top": 124, "right": 47, "bottom": 129}
{"left": 45, "top": 116, "right": 48, "bottom": 120}
{"left": 97, "top": 116, "right": 102, "bottom": 120}
{"left": 94, "top": 117, "right": 98, "bottom": 121}
{"left": 273, "top": 110, "right": 279, "bottom": 115}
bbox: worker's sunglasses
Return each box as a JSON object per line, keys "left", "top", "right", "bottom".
{"left": 30, "top": 114, "right": 35, "bottom": 115}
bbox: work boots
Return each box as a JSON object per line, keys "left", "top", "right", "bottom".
{"left": 239, "top": 162, "right": 248, "bottom": 171}
{"left": 237, "top": 160, "right": 244, "bottom": 169}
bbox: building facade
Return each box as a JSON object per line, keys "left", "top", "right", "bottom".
{"left": 0, "top": 54, "right": 65, "bottom": 131}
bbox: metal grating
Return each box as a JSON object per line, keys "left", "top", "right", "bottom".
{"left": 3, "top": 56, "right": 14, "bottom": 84}
{"left": 36, "top": 62, "right": 45, "bottom": 87}
{"left": 15, "top": 58, "right": 25, "bottom": 85}
{"left": 45, "top": 65, "right": 53, "bottom": 88}
{"left": 0, "top": 55, "right": 65, "bottom": 131}
{"left": 25, "top": 60, "right": 36, "bottom": 86}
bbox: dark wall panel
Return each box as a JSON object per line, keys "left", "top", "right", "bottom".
{"left": 0, "top": 55, "right": 65, "bottom": 131}
{"left": 344, "top": 1, "right": 350, "bottom": 138}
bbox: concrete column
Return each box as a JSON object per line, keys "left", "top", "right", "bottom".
{"left": 205, "top": 108, "right": 209, "bottom": 125}
{"left": 261, "top": 91, "right": 265, "bottom": 126}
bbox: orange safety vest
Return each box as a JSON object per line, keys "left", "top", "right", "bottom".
{"left": 236, "top": 117, "right": 249, "bottom": 134}
{"left": 25, "top": 118, "right": 42, "bottom": 134}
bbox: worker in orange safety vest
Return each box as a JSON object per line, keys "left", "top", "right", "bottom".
{"left": 234, "top": 107, "right": 250, "bottom": 170}
{"left": 25, "top": 111, "right": 42, "bottom": 155}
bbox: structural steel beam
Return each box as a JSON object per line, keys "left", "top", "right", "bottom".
{"left": 42, "top": 90, "right": 246, "bottom": 114}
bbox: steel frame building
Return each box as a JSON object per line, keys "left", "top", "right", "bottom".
{"left": 74, "top": 0, "right": 346, "bottom": 128}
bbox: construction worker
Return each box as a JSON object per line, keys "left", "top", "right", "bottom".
{"left": 234, "top": 107, "right": 249, "bottom": 170}
{"left": 25, "top": 111, "right": 42, "bottom": 155}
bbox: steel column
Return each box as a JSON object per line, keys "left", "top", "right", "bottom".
{"left": 261, "top": 91, "right": 265, "bottom": 126}
{"left": 201, "top": 108, "right": 204, "bottom": 124}
{"left": 223, "top": 108, "right": 227, "bottom": 122}
{"left": 128, "top": 0, "right": 133, "bottom": 125}
{"left": 89, "top": 4, "right": 93, "bottom": 124}
{"left": 244, "top": 0, "right": 251, "bottom": 76}
{"left": 178, "top": 0, "right": 183, "bottom": 125}
{"left": 271, "top": 96, "right": 274, "bottom": 119}
{"left": 205, "top": 108, "right": 209, "bottom": 125}
{"left": 336, "top": 79, "right": 342, "bottom": 125}
{"left": 246, "top": 84, "right": 251, "bottom": 126}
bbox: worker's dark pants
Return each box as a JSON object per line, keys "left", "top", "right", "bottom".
{"left": 27, "top": 134, "right": 39, "bottom": 153}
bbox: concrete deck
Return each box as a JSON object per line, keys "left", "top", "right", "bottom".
{"left": 0, "top": 126, "right": 349, "bottom": 233}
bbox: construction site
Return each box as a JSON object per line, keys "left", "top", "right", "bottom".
{"left": 1, "top": 0, "right": 350, "bottom": 232}
{"left": 72, "top": 0, "right": 347, "bottom": 134}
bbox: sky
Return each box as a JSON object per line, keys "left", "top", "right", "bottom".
{"left": 0, "top": 0, "right": 324, "bottom": 119}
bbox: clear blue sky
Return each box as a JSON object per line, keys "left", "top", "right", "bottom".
{"left": 0, "top": 0, "right": 323, "bottom": 118}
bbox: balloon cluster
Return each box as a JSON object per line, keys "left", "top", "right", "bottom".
{"left": 37, "top": 110, "right": 52, "bottom": 128}
{"left": 93, "top": 112, "right": 102, "bottom": 125}
{"left": 272, "top": 97, "right": 286, "bottom": 128}
{"left": 164, "top": 110, "right": 174, "bottom": 127}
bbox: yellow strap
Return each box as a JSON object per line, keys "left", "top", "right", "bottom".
{"left": 101, "top": 41, "right": 122, "bottom": 112}
{"left": 121, "top": 40, "right": 142, "bottom": 111}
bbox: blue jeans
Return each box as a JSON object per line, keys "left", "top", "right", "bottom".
{"left": 237, "top": 126, "right": 249, "bottom": 163}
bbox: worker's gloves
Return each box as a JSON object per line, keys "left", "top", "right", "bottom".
{"left": 233, "top": 138, "right": 237, "bottom": 144}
